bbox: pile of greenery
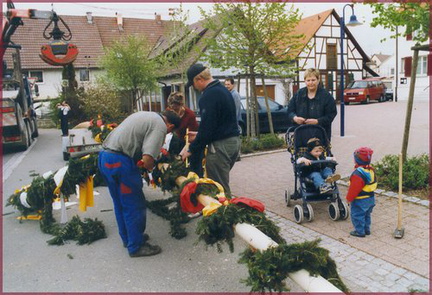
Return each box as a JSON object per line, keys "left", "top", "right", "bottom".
{"left": 374, "top": 154, "right": 429, "bottom": 192}
{"left": 241, "top": 134, "right": 285, "bottom": 154}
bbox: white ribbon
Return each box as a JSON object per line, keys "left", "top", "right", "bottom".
{"left": 19, "top": 191, "right": 31, "bottom": 208}
{"left": 42, "top": 170, "right": 53, "bottom": 179}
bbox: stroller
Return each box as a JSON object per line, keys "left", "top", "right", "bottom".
{"left": 284, "top": 125, "right": 349, "bottom": 223}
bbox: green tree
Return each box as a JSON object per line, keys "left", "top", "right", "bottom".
{"left": 153, "top": 5, "right": 195, "bottom": 94}
{"left": 367, "top": 1, "right": 429, "bottom": 162}
{"left": 100, "top": 35, "right": 158, "bottom": 114}
{"left": 367, "top": 1, "right": 429, "bottom": 43}
{"left": 200, "top": 1, "right": 303, "bottom": 137}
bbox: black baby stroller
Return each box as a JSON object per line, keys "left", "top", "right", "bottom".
{"left": 284, "top": 125, "right": 349, "bottom": 223}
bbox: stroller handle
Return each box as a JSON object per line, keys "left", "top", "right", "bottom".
{"left": 297, "top": 159, "right": 338, "bottom": 167}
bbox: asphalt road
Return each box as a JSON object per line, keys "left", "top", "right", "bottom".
{"left": 2, "top": 129, "right": 258, "bottom": 293}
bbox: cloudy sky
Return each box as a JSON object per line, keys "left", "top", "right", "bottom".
{"left": 4, "top": 2, "right": 395, "bottom": 55}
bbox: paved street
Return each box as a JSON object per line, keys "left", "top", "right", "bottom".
{"left": 230, "top": 99, "right": 430, "bottom": 292}
{"left": 2, "top": 99, "right": 430, "bottom": 293}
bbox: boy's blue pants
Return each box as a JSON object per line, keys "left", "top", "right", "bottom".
{"left": 350, "top": 196, "right": 375, "bottom": 235}
{"left": 98, "top": 150, "right": 146, "bottom": 254}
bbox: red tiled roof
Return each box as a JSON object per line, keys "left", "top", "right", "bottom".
{"left": 3, "top": 14, "right": 170, "bottom": 70}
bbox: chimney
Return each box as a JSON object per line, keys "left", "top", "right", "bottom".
{"left": 155, "top": 13, "right": 161, "bottom": 24}
{"left": 86, "top": 12, "right": 93, "bottom": 24}
{"left": 116, "top": 12, "right": 124, "bottom": 31}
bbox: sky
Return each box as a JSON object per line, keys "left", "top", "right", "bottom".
{"left": 3, "top": 2, "right": 395, "bottom": 56}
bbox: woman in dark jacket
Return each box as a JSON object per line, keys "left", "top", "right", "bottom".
{"left": 288, "top": 68, "right": 337, "bottom": 139}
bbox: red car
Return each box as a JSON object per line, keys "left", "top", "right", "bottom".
{"left": 344, "top": 78, "right": 386, "bottom": 104}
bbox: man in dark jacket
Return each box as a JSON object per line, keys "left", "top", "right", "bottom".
{"left": 180, "top": 63, "right": 240, "bottom": 195}
{"left": 287, "top": 68, "right": 337, "bottom": 139}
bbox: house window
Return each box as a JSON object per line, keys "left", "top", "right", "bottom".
{"left": 24, "top": 70, "right": 44, "bottom": 83}
{"left": 326, "top": 44, "right": 337, "bottom": 70}
{"left": 79, "top": 69, "right": 90, "bottom": 81}
{"left": 416, "top": 56, "right": 427, "bottom": 75}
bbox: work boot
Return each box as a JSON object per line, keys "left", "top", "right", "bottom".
{"left": 325, "top": 174, "right": 341, "bottom": 183}
{"left": 319, "top": 183, "right": 332, "bottom": 194}
{"left": 129, "top": 242, "right": 161, "bottom": 257}
{"left": 123, "top": 233, "right": 150, "bottom": 248}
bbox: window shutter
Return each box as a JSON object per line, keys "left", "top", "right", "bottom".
{"left": 427, "top": 54, "right": 432, "bottom": 76}
{"left": 404, "top": 56, "right": 412, "bottom": 77}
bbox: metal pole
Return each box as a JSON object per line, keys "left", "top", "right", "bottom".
{"left": 395, "top": 26, "right": 399, "bottom": 102}
{"left": 340, "top": 11, "right": 346, "bottom": 137}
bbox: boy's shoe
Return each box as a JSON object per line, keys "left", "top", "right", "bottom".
{"left": 365, "top": 230, "right": 371, "bottom": 235}
{"left": 325, "top": 174, "right": 341, "bottom": 183}
{"left": 129, "top": 242, "right": 161, "bottom": 257}
{"left": 350, "top": 231, "right": 366, "bottom": 237}
{"left": 319, "top": 183, "right": 333, "bottom": 194}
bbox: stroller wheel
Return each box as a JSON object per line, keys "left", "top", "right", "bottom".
{"left": 305, "top": 203, "right": 314, "bottom": 222}
{"left": 293, "top": 204, "right": 304, "bottom": 224}
{"left": 328, "top": 202, "right": 340, "bottom": 221}
{"left": 284, "top": 189, "right": 291, "bottom": 207}
{"left": 339, "top": 200, "right": 350, "bottom": 220}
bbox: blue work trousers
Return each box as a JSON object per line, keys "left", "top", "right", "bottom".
{"left": 309, "top": 167, "right": 333, "bottom": 189}
{"left": 350, "top": 196, "right": 375, "bottom": 235}
{"left": 98, "top": 150, "right": 146, "bottom": 254}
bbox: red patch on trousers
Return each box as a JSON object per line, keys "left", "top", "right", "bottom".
{"left": 120, "top": 183, "right": 132, "bottom": 194}
{"left": 105, "top": 162, "right": 121, "bottom": 169}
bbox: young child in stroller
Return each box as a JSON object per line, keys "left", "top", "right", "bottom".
{"left": 296, "top": 137, "right": 341, "bottom": 194}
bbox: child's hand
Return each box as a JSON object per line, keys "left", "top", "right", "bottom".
{"left": 298, "top": 157, "right": 311, "bottom": 166}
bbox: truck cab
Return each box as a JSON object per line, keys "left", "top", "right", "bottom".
{"left": 2, "top": 50, "right": 39, "bottom": 151}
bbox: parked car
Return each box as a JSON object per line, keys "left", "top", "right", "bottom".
{"left": 344, "top": 78, "right": 386, "bottom": 104}
{"left": 383, "top": 81, "right": 394, "bottom": 101}
{"left": 239, "top": 96, "right": 290, "bottom": 135}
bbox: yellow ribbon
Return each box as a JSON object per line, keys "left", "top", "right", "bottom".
{"left": 185, "top": 172, "right": 226, "bottom": 216}
{"left": 79, "top": 176, "right": 94, "bottom": 212}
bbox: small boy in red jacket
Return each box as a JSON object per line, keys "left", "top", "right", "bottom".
{"left": 346, "top": 147, "right": 377, "bottom": 237}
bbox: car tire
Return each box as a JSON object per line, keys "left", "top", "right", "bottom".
{"left": 239, "top": 123, "right": 246, "bottom": 136}
{"left": 362, "top": 97, "right": 370, "bottom": 104}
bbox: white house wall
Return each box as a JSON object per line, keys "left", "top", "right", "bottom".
{"left": 396, "top": 35, "right": 430, "bottom": 101}
{"left": 34, "top": 68, "right": 103, "bottom": 100}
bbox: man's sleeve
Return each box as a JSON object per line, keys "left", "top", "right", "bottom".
{"left": 190, "top": 97, "right": 218, "bottom": 153}
{"left": 142, "top": 129, "right": 166, "bottom": 159}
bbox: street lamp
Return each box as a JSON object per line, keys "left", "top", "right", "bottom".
{"left": 340, "top": 4, "right": 362, "bottom": 137}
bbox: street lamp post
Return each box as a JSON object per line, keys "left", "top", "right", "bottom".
{"left": 340, "top": 4, "right": 362, "bottom": 137}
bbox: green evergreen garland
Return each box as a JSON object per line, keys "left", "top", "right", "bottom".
{"left": 7, "top": 154, "right": 106, "bottom": 245}
{"left": 238, "top": 239, "right": 349, "bottom": 293}
{"left": 195, "top": 203, "right": 285, "bottom": 253}
{"left": 145, "top": 193, "right": 190, "bottom": 239}
{"left": 47, "top": 215, "right": 107, "bottom": 246}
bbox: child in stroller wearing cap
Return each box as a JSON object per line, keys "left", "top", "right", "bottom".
{"left": 296, "top": 137, "right": 341, "bottom": 194}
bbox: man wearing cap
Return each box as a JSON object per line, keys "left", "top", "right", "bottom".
{"left": 346, "top": 147, "right": 377, "bottom": 237}
{"left": 180, "top": 63, "right": 241, "bottom": 195}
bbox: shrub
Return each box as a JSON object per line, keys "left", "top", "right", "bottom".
{"left": 241, "top": 134, "right": 285, "bottom": 154}
{"left": 77, "top": 81, "right": 127, "bottom": 124}
{"left": 374, "top": 154, "right": 429, "bottom": 191}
